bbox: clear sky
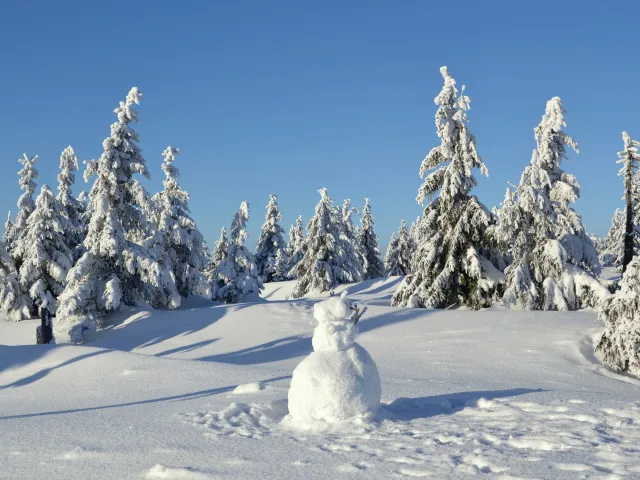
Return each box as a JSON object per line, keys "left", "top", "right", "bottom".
{"left": 1, "top": 0, "right": 638, "bottom": 251}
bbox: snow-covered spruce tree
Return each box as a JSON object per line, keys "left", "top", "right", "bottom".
{"left": 409, "top": 216, "right": 421, "bottom": 244}
{"left": 151, "top": 146, "right": 207, "bottom": 297}
{"left": 339, "top": 199, "right": 365, "bottom": 281}
{"left": 595, "top": 256, "right": 640, "bottom": 377}
{"left": 11, "top": 154, "right": 39, "bottom": 257}
{"left": 498, "top": 97, "right": 606, "bottom": 310}
{"left": 0, "top": 239, "right": 29, "bottom": 321}
{"left": 285, "top": 215, "right": 305, "bottom": 279}
{"left": 57, "top": 87, "right": 179, "bottom": 342}
{"left": 617, "top": 131, "right": 640, "bottom": 272}
{"left": 290, "top": 188, "right": 363, "bottom": 298}
{"left": 212, "top": 202, "right": 263, "bottom": 303}
{"left": 3, "top": 212, "right": 15, "bottom": 249}
{"left": 384, "top": 219, "right": 413, "bottom": 276}
{"left": 272, "top": 248, "right": 289, "bottom": 282}
{"left": 14, "top": 185, "right": 73, "bottom": 315}
{"left": 392, "top": 66, "right": 503, "bottom": 309}
{"left": 204, "top": 227, "right": 228, "bottom": 295}
{"left": 254, "top": 194, "right": 287, "bottom": 283}
{"left": 358, "top": 198, "right": 384, "bottom": 279}
{"left": 600, "top": 209, "right": 625, "bottom": 269}
{"left": 57, "top": 146, "right": 86, "bottom": 260}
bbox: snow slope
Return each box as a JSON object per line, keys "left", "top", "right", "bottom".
{"left": 1, "top": 277, "right": 639, "bottom": 479}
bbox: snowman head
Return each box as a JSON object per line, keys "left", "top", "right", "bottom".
{"left": 314, "top": 291, "right": 360, "bottom": 324}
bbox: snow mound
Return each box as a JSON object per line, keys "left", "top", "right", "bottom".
{"left": 287, "top": 344, "right": 381, "bottom": 423}
{"left": 144, "top": 464, "right": 215, "bottom": 479}
{"left": 232, "top": 382, "right": 264, "bottom": 395}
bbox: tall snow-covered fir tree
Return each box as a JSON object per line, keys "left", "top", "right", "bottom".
{"left": 290, "top": 188, "right": 363, "bottom": 298}
{"left": 57, "top": 87, "right": 179, "bottom": 342}
{"left": 14, "top": 185, "right": 73, "bottom": 315}
{"left": 11, "top": 154, "right": 39, "bottom": 256}
{"left": 339, "top": 199, "right": 365, "bottom": 281}
{"left": 498, "top": 97, "right": 606, "bottom": 310}
{"left": 596, "top": 256, "right": 640, "bottom": 377}
{"left": 285, "top": 215, "right": 305, "bottom": 279}
{"left": 57, "top": 146, "right": 86, "bottom": 260}
{"left": 254, "top": 194, "right": 287, "bottom": 282}
{"left": 617, "top": 131, "right": 640, "bottom": 272}
{"left": 384, "top": 219, "right": 413, "bottom": 276}
{"left": 212, "top": 202, "right": 263, "bottom": 303}
{"left": 392, "top": 66, "right": 504, "bottom": 309}
{"left": 600, "top": 209, "right": 625, "bottom": 269}
{"left": 204, "top": 227, "right": 228, "bottom": 295}
{"left": 358, "top": 198, "right": 384, "bottom": 279}
{"left": 0, "top": 239, "right": 29, "bottom": 321}
{"left": 151, "top": 146, "right": 207, "bottom": 298}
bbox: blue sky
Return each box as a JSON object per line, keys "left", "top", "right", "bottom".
{"left": 1, "top": 1, "right": 638, "bottom": 251}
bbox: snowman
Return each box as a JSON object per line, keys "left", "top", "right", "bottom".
{"left": 287, "top": 292, "right": 381, "bottom": 423}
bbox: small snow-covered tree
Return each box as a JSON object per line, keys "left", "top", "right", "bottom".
{"left": 255, "top": 194, "right": 287, "bottom": 282}
{"left": 285, "top": 215, "right": 305, "bottom": 279}
{"left": 339, "top": 199, "right": 365, "bottom": 281}
{"left": 204, "top": 227, "right": 228, "bottom": 295}
{"left": 617, "top": 131, "right": 640, "bottom": 272}
{"left": 384, "top": 219, "right": 413, "bottom": 276}
{"left": 392, "top": 66, "right": 503, "bottom": 309}
{"left": 12, "top": 154, "right": 39, "bottom": 257}
{"left": 358, "top": 198, "right": 384, "bottom": 279}
{"left": 596, "top": 256, "right": 640, "bottom": 377}
{"left": 272, "top": 248, "right": 289, "bottom": 282}
{"left": 57, "top": 146, "right": 86, "bottom": 260}
{"left": 151, "top": 146, "right": 207, "bottom": 298}
{"left": 3, "top": 212, "right": 15, "bottom": 249}
{"left": 0, "top": 240, "right": 30, "bottom": 321}
{"left": 291, "top": 188, "right": 363, "bottom": 298}
{"left": 57, "top": 87, "right": 178, "bottom": 342}
{"left": 14, "top": 185, "right": 73, "bottom": 315}
{"left": 212, "top": 202, "right": 263, "bottom": 303}
{"left": 600, "top": 209, "right": 625, "bottom": 268}
{"left": 498, "top": 97, "right": 605, "bottom": 310}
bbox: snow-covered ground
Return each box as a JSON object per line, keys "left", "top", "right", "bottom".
{"left": 1, "top": 277, "right": 639, "bottom": 479}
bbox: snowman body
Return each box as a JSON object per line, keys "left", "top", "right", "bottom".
{"left": 287, "top": 295, "right": 381, "bottom": 423}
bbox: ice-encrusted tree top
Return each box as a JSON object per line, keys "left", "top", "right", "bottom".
{"left": 358, "top": 198, "right": 384, "bottom": 279}
{"left": 212, "top": 202, "right": 263, "bottom": 303}
{"left": 56, "top": 146, "right": 85, "bottom": 257}
{"left": 14, "top": 153, "right": 39, "bottom": 238}
{"left": 255, "top": 194, "right": 286, "bottom": 282}
{"left": 417, "top": 66, "right": 488, "bottom": 207}
{"left": 3, "top": 212, "right": 15, "bottom": 248}
{"left": 15, "top": 185, "right": 73, "bottom": 315}
{"left": 151, "top": 146, "right": 207, "bottom": 297}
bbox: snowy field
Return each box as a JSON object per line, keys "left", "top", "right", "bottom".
{"left": 1, "top": 277, "right": 639, "bottom": 480}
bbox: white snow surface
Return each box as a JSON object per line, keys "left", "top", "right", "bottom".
{"left": 1, "top": 277, "right": 640, "bottom": 479}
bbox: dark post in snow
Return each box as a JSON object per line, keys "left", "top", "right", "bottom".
{"left": 36, "top": 307, "right": 53, "bottom": 344}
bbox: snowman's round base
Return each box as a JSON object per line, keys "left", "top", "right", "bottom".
{"left": 287, "top": 344, "right": 381, "bottom": 423}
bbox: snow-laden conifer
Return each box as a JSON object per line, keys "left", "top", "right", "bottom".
{"left": 290, "top": 189, "right": 363, "bottom": 298}
{"left": 255, "top": 194, "right": 287, "bottom": 282}
{"left": 14, "top": 185, "right": 73, "bottom": 315}
{"left": 0, "top": 239, "right": 30, "bottom": 321}
{"left": 3, "top": 212, "right": 15, "bottom": 249}
{"left": 392, "top": 66, "right": 503, "bottom": 309}
{"left": 204, "top": 227, "right": 228, "bottom": 295}
{"left": 151, "top": 146, "right": 207, "bottom": 297}
{"left": 498, "top": 97, "right": 606, "bottom": 310}
{"left": 272, "top": 248, "right": 289, "bottom": 282}
{"left": 285, "top": 215, "right": 305, "bottom": 279}
{"left": 57, "top": 146, "right": 86, "bottom": 260}
{"left": 600, "top": 209, "right": 625, "bottom": 269}
{"left": 339, "top": 199, "right": 365, "bottom": 282}
{"left": 212, "top": 202, "right": 263, "bottom": 303}
{"left": 57, "top": 87, "right": 178, "bottom": 342}
{"left": 384, "top": 219, "right": 413, "bottom": 276}
{"left": 596, "top": 256, "right": 640, "bottom": 377}
{"left": 12, "top": 154, "right": 39, "bottom": 255}
{"left": 617, "top": 131, "right": 640, "bottom": 272}
{"left": 358, "top": 198, "right": 384, "bottom": 279}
